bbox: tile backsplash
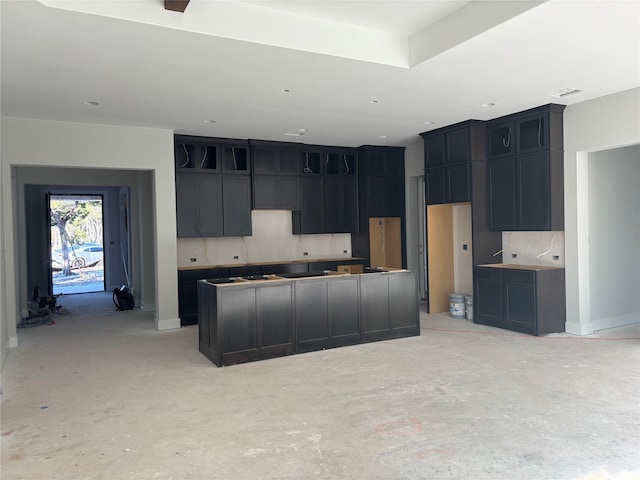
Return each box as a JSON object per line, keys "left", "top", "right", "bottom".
{"left": 177, "top": 210, "right": 352, "bottom": 267}
{"left": 502, "top": 231, "right": 565, "bottom": 267}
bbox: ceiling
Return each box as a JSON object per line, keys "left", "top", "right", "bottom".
{"left": 1, "top": 0, "right": 639, "bottom": 148}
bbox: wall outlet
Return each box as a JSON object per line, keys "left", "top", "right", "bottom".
{"left": 511, "top": 253, "right": 517, "bottom": 258}
{"left": 553, "top": 255, "right": 560, "bottom": 260}
{"left": 190, "top": 257, "right": 197, "bottom": 262}
{"left": 343, "top": 250, "right": 347, "bottom": 254}
{"left": 303, "top": 252, "right": 308, "bottom": 256}
{"left": 462, "top": 244, "right": 468, "bottom": 251}
{"left": 233, "top": 255, "right": 239, "bottom": 260}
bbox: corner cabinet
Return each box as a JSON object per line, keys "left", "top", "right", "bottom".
{"left": 487, "top": 104, "right": 565, "bottom": 231}
{"left": 474, "top": 265, "right": 566, "bottom": 335}
{"left": 175, "top": 135, "right": 252, "bottom": 238}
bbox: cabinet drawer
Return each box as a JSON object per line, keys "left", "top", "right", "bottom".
{"left": 502, "top": 269, "right": 535, "bottom": 284}
{"left": 475, "top": 267, "right": 502, "bottom": 281}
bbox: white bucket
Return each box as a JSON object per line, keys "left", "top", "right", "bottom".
{"left": 449, "top": 293, "right": 466, "bottom": 319}
{"left": 465, "top": 295, "right": 474, "bottom": 321}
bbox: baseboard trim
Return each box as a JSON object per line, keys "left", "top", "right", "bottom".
{"left": 565, "top": 321, "right": 594, "bottom": 336}
{"left": 592, "top": 313, "right": 640, "bottom": 332}
{"left": 156, "top": 317, "right": 180, "bottom": 331}
{"left": 9, "top": 336, "right": 18, "bottom": 348}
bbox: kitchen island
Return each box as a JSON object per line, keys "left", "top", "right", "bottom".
{"left": 198, "top": 269, "right": 419, "bottom": 366}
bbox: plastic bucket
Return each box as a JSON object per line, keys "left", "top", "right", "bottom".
{"left": 449, "top": 293, "right": 466, "bottom": 319}
{"left": 465, "top": 295, "right": 474, "bottom": 321}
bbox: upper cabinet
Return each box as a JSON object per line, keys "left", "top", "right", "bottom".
{"left": 486, "top": 104, "right": 565, "bottom": 231}
{"left": 174, "top": 135, "right": 252, "bottom": 238}
{"left": 421, "top": 121, "right": 485, "bottom": 205}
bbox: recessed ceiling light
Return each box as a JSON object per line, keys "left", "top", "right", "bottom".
{"left": 281, "top": 89, "right": 291, "bottom": 94}
{"left": 423, "top": 121, "right": 435, "bottom": 125}
{"left": 550, "top": 88, "right": 582, "bottom": 98}
{"left": 298, "top": 128, "right": 308, "bottom": 132}
{"left": 284, "top": 132, "right": 303, "bottom": 137}
{"left": 203, "top": 119, "right": 216, "bottom": 124}
{"left": 481, "top": 102, "right": 495, "bottom": 108}
{"left": 379, "top": 135, "right": 389, "bottom": 139}
{"left": 370, "top": 100, "right": 379, "bottom": 104}
{"left": 83, "top": 101, "right": 99, "bottom": 106}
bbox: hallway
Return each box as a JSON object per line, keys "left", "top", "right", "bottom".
{"left": 1, "top": 293, "right": 638, "bottom": 479}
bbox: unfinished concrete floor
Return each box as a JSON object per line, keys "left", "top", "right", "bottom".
{"left": 1, "top": 292, "right": 639, "bottom": 480}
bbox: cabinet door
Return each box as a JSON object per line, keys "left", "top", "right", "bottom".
{"left": 176, "top": 174, "right": 199, "bottom": 237}
{"left": 256, "top": 284, "right": 293, "bottom": 348}
{"left": 425, "top": 167, "right": 446, "bottom": 205}
{"left": 221, "top": 145, "right": 250, "bottom": 174}
{"left": 219, "top": 288, "right": 257, "bottom": 353}
{"left": 367, "top": 176, "right": 403, "bottom": 217}
{"left": 295, "top": 280, "right": 329, "bottom": 344}
{"left": 503, "top": 278, "right": 536, "bottom": 335}
{"left": 293, "top": 176, "right": 325, "bottom": 234}
{"left": 325, "top": 177, "right": 358, "bottom": 233}
{"left": 327, "top": 277, "right": 360, "bottom": 342}
{"left": 253, "top": 146, "right": 299, "bottom": 175}
{"left": 360, "top": 274, "right": 390, "bottom": 335}
{"left": 388, "top": 272, "right": 418, "bottom": 330}
{"left": 447, "top": 163, "right": 470, "bottom": 203}
{"left": 517, "top": 113, "right": 548, "bottom": 154}
{"left": 488, "top": 158, "right": 516, "bottom": 231}
{"left": 475, "top": 268, "right": 503, "bottom": 327}
{"left": 517, "top": 152, "right": 550, "bottom": 230}
{"left": 424, "top": 134, "right": 445, "bottom": 167}
{"left": 488, "top": 121, "right": 515, "bottom": 158}
{"left": 254, "top": 176, "right": 299, "bottom": 209}
{"left": 222, "top": 175, "right": 252, "bottom": 236}
{"left": 198, "top": 175, "right": 224, "bottom": 237}
{"left": 446, "top": 128, "right": 469, "bottom": 164}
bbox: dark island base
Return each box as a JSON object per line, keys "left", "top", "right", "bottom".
{"left": 198, "top": 270, "right": 419, "bottom": 367}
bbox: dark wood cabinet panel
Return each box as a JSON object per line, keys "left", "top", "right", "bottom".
{"left": 424, "top": 134, "right": 445, "bottom": 167}
{"left": 252, "top": 144, "right": 300, "bottom": 175}
{"left": 447, "top": 163, "right": 471, "bottom": 203}
{"left": 425, "top": 167, "right": 446, "bottom": 205}
{"left": 517, "top": 152, "right": 550, "bottom": 230}
{"left": 222, "top": 175, "right": 252, "bottom": 236}
{"left": 292, "top": 176, "right": 325, "bottom": 234}
{"left": 488, "top": 121, "right": 515, "bottom": 158}
{"left": 325, "top": 176, "right": 358, "bottom": 233}
{"left": 517, "top": 113, "right": 548, "bottom": 154}
{"left": 474, "top": 266, "right": 565, "bottom": 335}
{"left": 253, "top": 175, "right": 299, "bottom": 210}
{"left": 295, "top": 280, "right": 329, "bottom": 345}
{"left": 221, "top": 144, "right": 250, "bottom": 174}
{"left": 327, "top": 278, "right": 360, "bottom": 339}
{"left": 219, "top": 288, "right": 257, "bottom": 353}
{"left": 488, "top": 158, "right": 517, "bottom": 231}
{"left": 198, "top": 175, "right": 224, "bottom": 237}
{"left": 175, "top": 141, "right": 219, "bottom": 172}
{"left": 176, "top": 173, "right": 223, "bottom": 238}
{"left": 257, "top": 284, "right": 293, "bottom": 347}
{"left": 446, "top": 128, "right": 470, "bottom": 164}
{"left": 176, "top": 174, "right": 199, "bottom": 237}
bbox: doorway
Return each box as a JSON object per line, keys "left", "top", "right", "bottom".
{"left": 49, "top": 194, "right": 105, "bottom": 295}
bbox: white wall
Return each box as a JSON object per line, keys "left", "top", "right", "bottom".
{"left": 564, "top": 88, "right": 640, "bottom": 335}
{"left": 177, "top": 210, "right": 352, "bottom": 267}
{"left": 1, "top": 118, "right": 180, "bottom": 344}
{"left": 588, "top": 145, "right": 640, "bottom": 329}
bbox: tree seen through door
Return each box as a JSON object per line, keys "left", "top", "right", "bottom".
{"left": 50, "top": 195, "right": 105, "bottom": 294}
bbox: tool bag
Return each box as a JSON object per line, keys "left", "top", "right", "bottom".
{"left": 113, "top": 286, "right": 135, "bottom": 311}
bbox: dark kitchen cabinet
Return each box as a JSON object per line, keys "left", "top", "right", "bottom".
{"left": 199, "top": 281, "right": 294, "bottom": 366}
{"left": 295, "top": 275, "right": 360, "bottom": 353}
{"left": 221, "top": 143, "right": 250, "bottom": 174}
{"left": 421, "top": 122, "right": 482, "bottom": 205}
{"left": 222, "top": 175, "right": 252, "bottom": 236}
{"left": 292, "top": 176, "right": 325, "bottom": 234}
{"left": 360, "top": 270, "right": 419, "bottom": 343}
{"left": 474, "top": 265, "right": 565, "bottom": 335}
{"left": 179, "top": 267, "right": 229, "bottom": 326}
{"left": 251, "top": 142, "right": 300, "bottom": 175}
{"left": 253, "top": 175, "right": 299, "bottom": 209}
{"left": 299, "top": 148, "right": 323, "bottom": 176}
{"left": 174, "top": 140, "right": 219, "bottom": 172}
{"left": 487, "top": 104, "right": 564, "bottom": 231}
{"left": 324, "top": 148, "right": 358, "bottom": 233}
{"left": 353, "top": 146, "right": 406, "bottom": 268}
{"left": 176, "top": 173, "right": 223, "bottom": 238}
{"left": 425, "top": 163, "right": 470, "bottom": 204}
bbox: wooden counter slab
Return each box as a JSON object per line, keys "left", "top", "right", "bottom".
{"left": 179, "top": 257, "right": 367, "bottom": 271}
{"left": 477, "top": 263, "right": 563, "bottom": 271}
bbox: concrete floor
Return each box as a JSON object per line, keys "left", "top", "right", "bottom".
{"left": 1, "top": 292, "right": 639, "bottom": 480}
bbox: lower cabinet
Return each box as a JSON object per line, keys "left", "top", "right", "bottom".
{"left": 295, "top": 276, "right": 360, "bottom": 353}
{"left": 474, "top": 266, "right": 565, "bottom": 335}
{"left": 198, "top": 270, "right": 419, "bottom": 366}
{"left": 178, "top": 268, "right": 229, "bottom": 326}
{"left": 360, "top": 270, "right": 420, "bottom": 342}
{"left": 199, "top": 281, "right": 294, "bottom": 367}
